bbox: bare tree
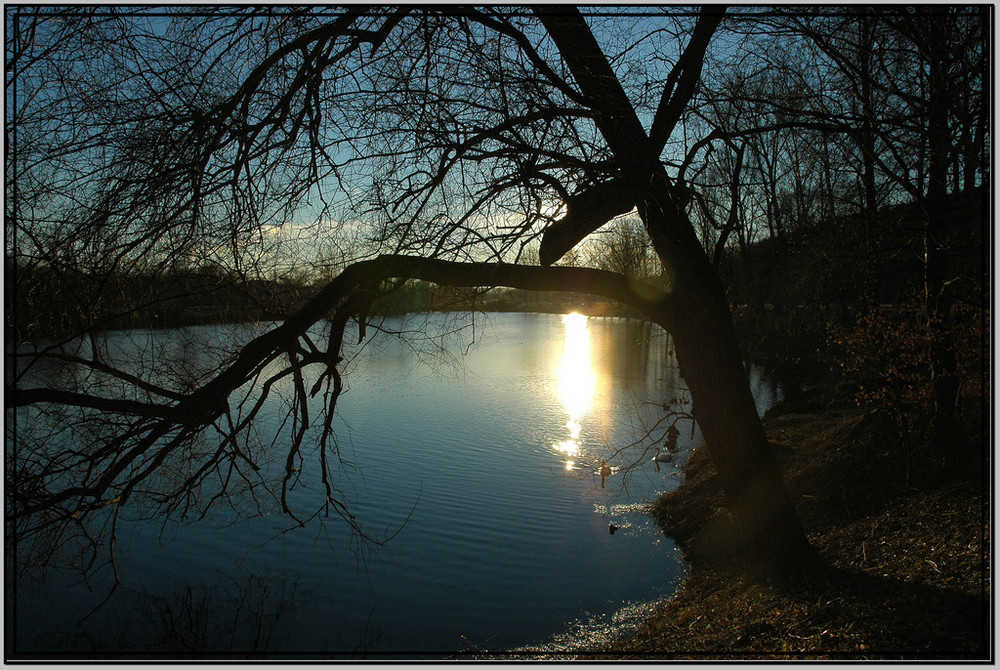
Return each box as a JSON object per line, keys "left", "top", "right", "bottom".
{"left": 9, "top": 6, "right": 816, "bottom": 578}
{"left": 773, "top": 6, "right": 987, "bottom": 462}
{"left": 678, "top": 7, "right": 986, "bottom": 473}
{"left": 888, "top": 7, "right": 987, "bottom": 464}
{"left": 581, "top": 215, "right": 656, "bottom": 280}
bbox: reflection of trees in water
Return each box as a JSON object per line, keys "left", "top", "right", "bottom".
{"left": 590, "top": 318, "right": 656, "bottom": 381}
{"left": 555, "top": 316, "right": 698, "bottom": 488}
{"left": 579, "top": 316, "right": 784, "bottom": 494}
{"left": 589, "top": 318, "right": 682, "bottom": 394}
{"left": 49, "top": 568, "right": 303, "bottom": 658}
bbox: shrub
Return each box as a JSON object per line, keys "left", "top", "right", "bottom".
{"left": 827, "top": 298, "right": 933, "bottom": 484}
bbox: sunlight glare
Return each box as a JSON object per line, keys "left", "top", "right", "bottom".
{"left": 554, "top": 439, "right": 581, "bottom": 457}
{"left": 554, "top": 313, "right": 597, "bottom": 467}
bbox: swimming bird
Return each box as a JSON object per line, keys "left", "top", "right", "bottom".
{"left": 653, "top": 449, "right": 673, "bottom": 463}
{"left": 599, "top": 459, "right": 611, "bottom": 488}
{"left": 652, "top": 448, "right": 673, "bottom": 472}
{"left": 609, "top": 523, "right": 618, "bottom": 535}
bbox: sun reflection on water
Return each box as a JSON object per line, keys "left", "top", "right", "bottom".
{"left": 555, "top": 313, "right": 596, "bottom": 468}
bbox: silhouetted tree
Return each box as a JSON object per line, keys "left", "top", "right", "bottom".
{"left": 684, "top": 7, "right": 986, "bottom": 473}
{"left": 36, "top": 6, "right": 1000, "bottom": 579}
{"left": 782, "top": 7, "right": 987, "bottom": 464}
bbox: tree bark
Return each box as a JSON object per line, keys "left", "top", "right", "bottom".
{"left": 639, "top": 181, "right": 811, "bottom": 566}
{"left": 923, "top": 14, "right": 964, "bottom": 465}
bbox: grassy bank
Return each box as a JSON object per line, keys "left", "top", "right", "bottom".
{"left": 587, "top": 398, "right": 989, "bottom": 659}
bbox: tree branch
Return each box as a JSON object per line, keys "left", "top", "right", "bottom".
{"left": 537, "top": 179, "right": 642, "bottom": 266}
{"left": 648, "top": 7, "right": 727, "bottom": 154}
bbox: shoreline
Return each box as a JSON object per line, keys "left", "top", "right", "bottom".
{"left": 582, "top": 401, "right": 988, "bottom": 659}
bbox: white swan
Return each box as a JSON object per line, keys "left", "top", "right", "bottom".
{"left": 652, "top": 448, "right": 673, "bottom": 472}
{"left": 653, "top": 449, "right": 673, "bottom": 463}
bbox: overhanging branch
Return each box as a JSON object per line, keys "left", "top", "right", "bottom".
{"left": 12, "top": 255, "right": 679, "bottom": 533}
{"left": 15, "top": 256, "right": 678, "bottom": 420}
{"left": 307, "top": 255, "right": 678, "bottom": 333}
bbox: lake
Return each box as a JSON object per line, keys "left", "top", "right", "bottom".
{"left": 10, "top": 312, "right": 780, "bottom": 658}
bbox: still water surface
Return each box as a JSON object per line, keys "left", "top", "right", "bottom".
{"left": 13, "top": 312, "right": 779, "bottom": 657}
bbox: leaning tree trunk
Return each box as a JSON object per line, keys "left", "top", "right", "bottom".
{"left": 640, "top": 182, "right": 812, "bottom": 567}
